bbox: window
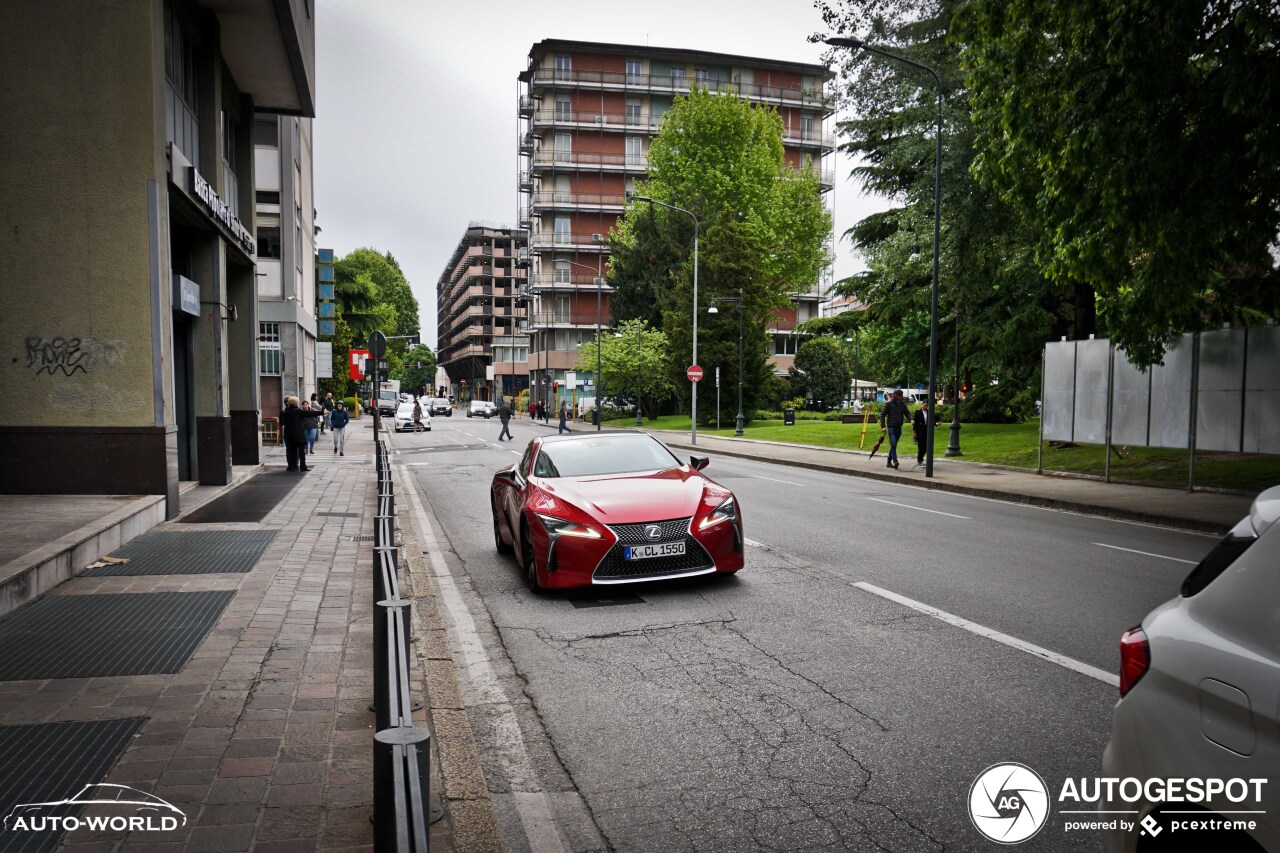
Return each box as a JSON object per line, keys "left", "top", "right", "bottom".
{"left": 555, "top": 97, "right": 572, "bottom": 121}
{"left": 553, "top": 259, "right": 570, "bottom": 282}
{"left": 625, "top": 136, "right": 643, "bottom": 165}
{"left": 553, "top": 133, "right": 572, "bottom": 161}
{"left": 552, "top": 295, "right": 570, "bottom": 322}
{"left": 220, "top": 108, "right": 239, "bottom": 213}
{"left": 801, "top": 115, "right": 815, "bottom": 141}
{"left": 257, "top": 226, "right": 281, "bottom": 259}
{"left": 774, "top": 334, "right": 798, "bottom": 355}
{"left": 695, "top": 68, "right": 709, "bottom": 86}
{"left": 554, "top": 54, "right": 572, "bottom": 80}
{"left": 163, "top": 3, "right": 199, "bottom": 165}
{"left": 670, "top": 66, "right": 685, "bottom": 86}
{"left": 295, "top": 211, "right": 303, "bottom": 269}
{"left": 259, "top": 322, "right": 282, "bottom": 375}
{"left": 625, "top": 98, "right": 642, "bottom": 125}
{"left": 626, "top": 58, "right": 642, "bottom": 84}
{"left": 553, "top": 218, "right": 571, "bottom": 245}
{"left": 256, "top": 190, "right": 280, "bottom": 206}
{"left": 253, "top": 117, "right": 278, "bottom": 147}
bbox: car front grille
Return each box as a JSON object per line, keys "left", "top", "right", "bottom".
{"left": 593, "top": 517, "right": 714, "bottom": 580}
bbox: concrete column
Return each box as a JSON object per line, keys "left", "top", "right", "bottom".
{"left": 192, "top": 234, "right": 233, "bottom": 485}
{"left": 227, "top": 261, "right": 260, "bottom": 465}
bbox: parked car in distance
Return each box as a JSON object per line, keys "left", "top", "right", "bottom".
{"left": 1099, "top": 485, "right": 1279, "bottom": 853}
{"left": 392, "top": 401, "right": 430, "bottom": 432}
{"left": 490, "top": 431, "right": 744, "bottom": 591}
{"left": 468, "top": 400, "right": 495, "bottom": 418}
{"left": 428, "top": 398, "right": 452, "bottom": 417}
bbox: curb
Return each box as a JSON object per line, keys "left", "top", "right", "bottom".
{"left": 658, "top": 439, "right": 1233, "bottom": 536}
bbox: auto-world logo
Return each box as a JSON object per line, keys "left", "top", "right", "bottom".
{"left": 3, "top": 784, "right": 186, "bottom": 833}
{"left": 969, "top": 763, "right": 1050, "bottom": 844}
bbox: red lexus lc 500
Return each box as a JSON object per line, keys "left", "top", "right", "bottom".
{"left": 490, "top": 431, "right": 744, "bottom": 590}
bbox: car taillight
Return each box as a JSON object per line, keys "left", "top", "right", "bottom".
{"left": 1119, "top": 625, "right": 1150, "bottom": 697}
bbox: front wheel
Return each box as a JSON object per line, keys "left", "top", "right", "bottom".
{"left": 519, "top": 521, "right": 542, "bottom": 592}
{"left": 493, "top": 499, "right": 513, "bottom": 554}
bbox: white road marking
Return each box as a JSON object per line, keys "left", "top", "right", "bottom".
{"left": 400, "top": 469, "right": 568, "bottom": 853}
{"left": 1092, "top": 543, "right": 1198, "bottom": 565}
{"left": 751, "top": 475, "right": 806, "bottom": 487}
{"left": 853, "top": 582, "right": 1118, "bottom": 687}
{"left": 865, "top": 497, "right": 969, "bottom": 519}
{"left": 743, "top": 537, "right": 767, "bottom": 549}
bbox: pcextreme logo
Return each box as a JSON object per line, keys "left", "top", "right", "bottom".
{"left": 3, "top": 784, "right": 187, "bottom": 833}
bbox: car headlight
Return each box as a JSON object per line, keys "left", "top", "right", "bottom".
{"left": 536, "top": 514, "right": 602, "bottom": 539}
{"left": 699, "top": 496, "right": 736, "bottom": 530}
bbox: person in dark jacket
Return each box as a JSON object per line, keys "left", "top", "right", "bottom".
{"left": 880, "top": 389, "right": 910, "bottom": 469}
{"left": 330, "top": 401, "right": 350, "bottom": 455}
{"left": 497, "top": 399, "right": 513, "bottom": 441}
{"left": 280, "top": 396, "right": 310, "bottom": 471}
{"left": 912, "top": 399, "right": 934, "bottom": 466}
{"left": 557, "top": 401, "right": 571, "bottom": 434}
{"left": 302, "top": 396, "right": 323, "bottom": 453}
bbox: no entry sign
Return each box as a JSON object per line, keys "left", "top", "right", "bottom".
{"left": 687, "top": 365, "right": 704, "bottom": 382}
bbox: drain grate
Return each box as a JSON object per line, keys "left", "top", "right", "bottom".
{"left": 0, "top": 591, "right": 235, "bottom": 680}
{"left": 570, "top": 595, "right": 646, "bottom": 609}
{"left": 0, "top": 718, "right": 146, "bottom": 853}
{"left": 179, "top": 470, "right": 301, "bottom": 523}
{"left": 317, "top": 512, "right": 359, "bottom": 518}
{"left": 87, "top": 530, "right": 276, "bottom": 576}
{"left": 343, "top": 535, "right": 375, "bottom": 542}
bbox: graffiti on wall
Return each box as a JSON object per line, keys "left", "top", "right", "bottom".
{"left": 23, "top": 336, "right": 127, "bottom": 377}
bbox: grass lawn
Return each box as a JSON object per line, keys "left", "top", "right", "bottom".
{"left": 605, "top": 415, "right": 1279, "bottom": 493}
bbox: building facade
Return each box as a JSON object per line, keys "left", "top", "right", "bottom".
{"left": 254, "top": 115, "right": 317, "bottom": 416}
{"left": 435, "top": 223, "right": 528, "bottom": 403}
{"left": 517, "top": 39, "right": 835, "bottom": 404}
{"left": 1, "top": 0, "right": 315, "bottom": 516}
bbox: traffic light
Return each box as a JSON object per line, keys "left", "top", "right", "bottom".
{"left": 408, "top": 333, "right": 421, "bottom": 345}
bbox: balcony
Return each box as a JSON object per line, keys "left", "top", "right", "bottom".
{"left": 530, "top": 150, "right": 648, "bottom": 173}
{"left": 526, "top": 68, "right": 834, "bottom": 113}
{"left": 526, "top": 273, "right": 609, "bottom": 289}
{"left": 528, "top": 312, "right": 608, "bottom": 329}
{"left": 518, "top": 95, "right": 535, "bottom": 116}
{"left": 529, "top": 232, "right": 611, "bottom": 253}
{"left": 530, "top": 191, "right": 625, "bottom": 211}
{"left": 518, "top": 132, "right": 534, "bottom": 154}
{"left": 782, "top": 128, "right": 837, "bottom": 151}
{"left": 518, "top": 170, "right": 533, "bottom": 191}
{"left": 529, "top": 108, "right": 661, "bottom": 133}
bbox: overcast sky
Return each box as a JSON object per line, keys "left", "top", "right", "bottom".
{"left": 314, "top": 0, "right": 889, "bottom": 348}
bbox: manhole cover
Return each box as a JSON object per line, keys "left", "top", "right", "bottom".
{"left": 0, "top": 591, "right": 235, "bottom": 680}
{"left": 88, "top": 530, "right": 276, "bottom": 576}
{"left": 0, "top": 718, "right": 146, "bottom": 853}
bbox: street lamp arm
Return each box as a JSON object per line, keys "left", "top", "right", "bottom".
{"left": 823, "top": 37, "right": 942, "bottom": 89}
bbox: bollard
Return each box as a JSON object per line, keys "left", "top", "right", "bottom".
{"left": 373, "top": 726, "right": 433, "bottom": 852}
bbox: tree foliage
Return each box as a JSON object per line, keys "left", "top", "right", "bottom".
{"left": 400, "top": 344, "right": 437, "bottom": 398}
{"left": 575, "top": 320, "right": 674, "bottom": 421}
{"left": 956, "top": 0, "right": 1280, "bottom": 366}
{"left": 608, "top": 87, "right": 831, "bottom": 419}
{"left": 789, "top": 336, "right": 850, "bottom": 410}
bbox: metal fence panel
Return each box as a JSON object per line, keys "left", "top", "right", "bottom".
{"left": 1042, "top": 341, "right": 1076, "bottom": 442}
{"left": 1110, "top": 353, "right": 1151, "bottom": 447}
{"left": 1244, "top": 325, "right": 1280, "bottom": 454}
{"left": 1072, "top": 339, "right": 1111, "bottom": 444}
{"left": 1196, "top": 329, "right": 1246, "bottom": 452}
{"left": 1148, "top": 334, "right": 1193, "bottom": 449}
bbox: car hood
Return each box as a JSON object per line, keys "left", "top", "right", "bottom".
{"left": 535, "top": 467, "right": 720, "bottom": 525}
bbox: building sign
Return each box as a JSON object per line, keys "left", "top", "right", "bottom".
{"left": 188, "top": 167, "right": 254, "bottom": 256}
{"left": 349, "top": 348, "right": 370, "bottom": 381}
{"left": 316, "top": 248, "right": 336, "bottom": 339}
{"left": 316, "top": 342, "right": 333, "bottom": 379}
{"left": 173, "top": 274, "right": 201, "bottom": 317}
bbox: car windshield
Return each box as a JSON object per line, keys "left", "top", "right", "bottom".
{"left": 533, "top": 435, "right": 680, "bottom": 478}
{"left": 396, "top": 403, "right": 414, "bottom": 415}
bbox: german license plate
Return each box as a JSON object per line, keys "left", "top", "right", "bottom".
{"left": 624, "top": 541, "right": 685, "bottom": 561}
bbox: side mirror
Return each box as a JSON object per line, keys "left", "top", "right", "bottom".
{"left": 495, "top": 467, "right": 519, "bottom": 485}
{"left": 690, "top": 455, "right": 709, "bottom": 471}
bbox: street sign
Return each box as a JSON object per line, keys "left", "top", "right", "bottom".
{"left": 316, "top": 342, "right": 332, "bottom": 379}
{"left": 687, "top": 365, "right": 703, "bottom": 382}
{"left": 377, "top": 360, "right": 388, "bottom": 371}
{"left": 350, "top": 349, "right": 369, "bottom": 381}
{"left": 368, "top": 332, "right": 387, "bottom": 359}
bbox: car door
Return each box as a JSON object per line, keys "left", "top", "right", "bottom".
{"left": 500, "top": 440, "right": 537, "bottom": 545}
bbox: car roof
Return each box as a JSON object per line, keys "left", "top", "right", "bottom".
{"left": 537, "top": 430, "right": 649, "bottom": 445}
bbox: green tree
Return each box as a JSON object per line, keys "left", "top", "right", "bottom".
{"left": 608, "top": 87, "right": 831, "bottom": 420}
{"left": 956, "top": 0, "right": 1280, "bottom": 366}
{"left": 789, "top": 336, "right": 850, "bottom": 410}
{"left": 817, "top": 0, "right": 1094, "bottom": 393}
{"left": 400, "top": 344, "right": 437, "bottom": 398}
{"left": 575, "top": 320, "right": 675, "bottom": 421}
{"left": 335, "top": 248, "right": 419, "bottom": 377}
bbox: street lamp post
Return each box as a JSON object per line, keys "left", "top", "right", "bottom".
{"left": 844, "top": 336, "right": 853, "bottom": 405}
{"left": 627, "top": 194, "right": 699, "bottom": 445}
{"left": 946, "top": 318, "right": 963, "bottom": 455}
{"left": 707, "top": 290, "right": 745, "bottom": 436}
{"left": 826, "top": 36, "right": 943, "bottom": 477}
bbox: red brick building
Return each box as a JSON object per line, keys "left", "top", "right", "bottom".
{"left": 517, "top": 40, "right": 834, "bottom": 406}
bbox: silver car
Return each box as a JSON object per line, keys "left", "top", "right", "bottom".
{"left": 1100, "top": 486, "right": 1279, "bottom": 852}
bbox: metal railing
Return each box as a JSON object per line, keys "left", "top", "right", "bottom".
{"left": 530, "top": 191, "right": 625, "bottom": 209}
{"left": 526, "top": 68, "right": 834, "bottom": 110}
{"left": 371, "top": 441, "right": 440, "bottom": 851}
{"left": 530, "top": 150, "right": 648, "bottom": 170}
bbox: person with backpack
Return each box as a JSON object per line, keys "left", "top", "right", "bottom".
{"left": 880, "top": 388, "right": 910, "bottom": 469}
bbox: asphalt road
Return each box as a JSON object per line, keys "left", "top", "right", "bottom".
{"left": 397, "top": 415, "right": 1221, "bottom": 853}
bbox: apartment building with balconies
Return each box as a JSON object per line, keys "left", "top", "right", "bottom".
{"left": 436, "top": 223, "right": 528, "bottom": 403}
{"left": 517, "top": 39, "right": 835, "bottom": 400}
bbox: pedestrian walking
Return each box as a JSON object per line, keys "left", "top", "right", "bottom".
{"left": 880, "top": 389, "right": 910, "bottom": 469}
{"left": 557, "top": 401, "right": 571, "bottom": 434}
{"left": 912, "top": 399, "right": 934, "bottom": 466}
{"left": 280, "top": 396, "right": 310, "bottom": 471}
{"left": 321, "top": 392, "right": 335, "bottom": 434}
{"left": 302, "top": 397, "right": 322, "bottom": 454}
{"left": 412, "top": 396, "right": 424, "bottom": 433}
{"left": 497, "top": 398, "right": 513, "bottom": 441}
{"left": 330, "top": 400, "right": 350, "bottom": 455}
